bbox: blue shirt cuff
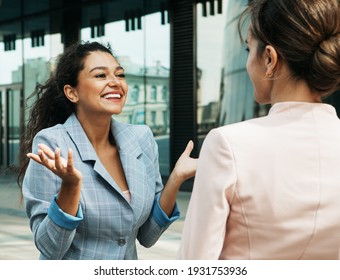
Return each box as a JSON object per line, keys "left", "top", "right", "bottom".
{"left": 47, "top": 195, "right": 83, "bottom": 230}
{"left": 152, "top": 193, "right": 180, "bottom": 227}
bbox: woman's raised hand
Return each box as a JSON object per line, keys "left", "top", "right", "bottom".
{"left": 27, "top": 143, "right": 82, "bottom": 186}
{"left": 172, "top": 140, "right": 197, "bottom": 182}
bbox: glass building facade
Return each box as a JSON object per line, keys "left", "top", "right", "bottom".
{"left": 1, "top": 0, "right": 340, "bottom": 186}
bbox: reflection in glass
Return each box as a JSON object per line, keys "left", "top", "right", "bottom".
{"left": 219, "top": 0, "right": 270, "bottom": 126}
{"left": 150, "top": 85, "right": 157, "bottom": 102}
{"left": 24, "top": 0, "right": 52, "bottom": 15}
{"left": 0, "top": 22, "right": 23, "bottom": 86}
{"left": 7, "top": 89, "right": 21, "bottom": 166}
{"left": 23, "top": 16, "right": 63, "bottom": 111}
{"left": 144, "top": 12, "right": 170, "bottom": 176}
{"left": 0, "top": 0, "right": 21, "bottom": 21}
{"left": 196, "top": 1, "right": 227, "bottom": 141}
{"left": 130, "top": 85, "right": 140, "bottom": 103}
{"left": 0, "top": 15, "right": 64, "bottom": 168}
{"left": 0, "top": 22, "right": 23, "bottom": 167}
{"left": 196, "top": 0, "right": 270, "bottom": 147}
{"left": 0, "top": 86, "right": 22, "bottom": 167}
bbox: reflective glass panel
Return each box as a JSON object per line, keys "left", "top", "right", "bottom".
{"left": 0, "top": 22, "right": 22, "bottom": 85}
{"left": 23, "top": 16, "right": 63, "bottom": 111}
{"left": 144, "top": 12, "right": 170, "bottom": 176}
{"left": 196, "top": 0, "right": 227, "bottom": 142}
{"left": 7, "top": 88, "right": 21, "bottom": 166}
{"left": 24, "top": 0, "right": 63, "bottom": 15}
{"left": 0, "top": 21, "right": 23, "bottom": 167}
{"left": 0, "top": 0, "right": 21, "bottom": 21}
{"left": 196, "top": 0, "right": 270, "bottom": 145}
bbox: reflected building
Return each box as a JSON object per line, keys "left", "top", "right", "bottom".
{"left": 218, "top": 0, "right": 269, "bottom": 126}
{"left": 116, "top": 57, "right": 170, "bottom": 136}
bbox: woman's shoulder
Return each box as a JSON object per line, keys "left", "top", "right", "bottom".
{"left": 30, "top": 124, "right": 68, "bottom": 152}
{"left": 113, "top": 119, "right": 153, "bottom": 139}
{"left": 35, "top": 123, "right": 66, "bottom": 137}
{"left": 212, "top": 115, "right": 269, "bottom": 134}
{"left": 130, "top": 123, "right": 153, "bottom": 136}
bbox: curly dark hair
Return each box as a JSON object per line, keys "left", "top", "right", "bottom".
{"left": 17, "top": 41, "right": 115, "bottom": 193}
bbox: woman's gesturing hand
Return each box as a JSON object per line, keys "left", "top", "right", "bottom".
{"left": 172, "top": 140, "right": 198, "bottom": 182}
{"left": 27, "top": 143, "right": 82, "bottom": 186}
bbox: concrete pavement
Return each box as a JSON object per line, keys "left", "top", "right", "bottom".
{"left": 0, "top": 170, "right": 191, "bottom": 260}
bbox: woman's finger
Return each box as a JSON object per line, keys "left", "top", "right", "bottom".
{"left": 38, "top": 143, "right": 55, "bottom": 159}
{"left": 38, "top": 149, "right": 54, "bottom": 170}
{"left": 182, "top": 140, "right": 194, "bottom": 157}
{"left": 54, "top": 147, "right": 64, "bottom": 170}
{"left": 26, "top": 153, "right": 42, "bottom": 164}
{"left": 66, "top": 148, "right": 74, "bottom": 173}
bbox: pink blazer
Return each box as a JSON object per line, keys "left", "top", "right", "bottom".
{"left": 178, "top": 102, "right": 340, "bottom": 259}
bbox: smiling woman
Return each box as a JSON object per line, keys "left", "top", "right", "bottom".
{"left": 17, "top": 41, "right": 197, "bottom": 260}
{"left": 63, "top": 51, "right": 128, "bottom": 118}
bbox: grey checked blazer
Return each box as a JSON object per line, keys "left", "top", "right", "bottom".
{"left": 23, "top": 113, "right": 179, "bottom": 259}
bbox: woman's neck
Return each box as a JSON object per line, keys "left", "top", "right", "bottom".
{"left": 270, "top": 75, "right": 322, "bottom": 105}
{"left": 76, "top": 112, "right": 113, "bottom": 150}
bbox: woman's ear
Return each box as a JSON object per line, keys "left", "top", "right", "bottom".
{"left": 264, "top": 45, "right": 278, "bottom": 78}
{"left": 64, "top": 85, "right": 78, "bottom": 103}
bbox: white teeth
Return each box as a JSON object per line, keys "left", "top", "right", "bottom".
{"left": 103, "top": 93, "right": 121, "bottom": 99}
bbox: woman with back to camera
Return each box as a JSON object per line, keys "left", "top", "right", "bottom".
{"left": 178, "top": 0, "right": 340, "bottom": 259}
{"left": 17, "top": 41, "right": 197, "bottom": 260}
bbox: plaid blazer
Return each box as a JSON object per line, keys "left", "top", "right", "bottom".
{"left": 23, "top": 113, "right": 179, "bottom": 260}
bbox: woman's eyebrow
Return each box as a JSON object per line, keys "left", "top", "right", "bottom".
{"left": 89, "top": 66, "right": 124, "bottom": 73}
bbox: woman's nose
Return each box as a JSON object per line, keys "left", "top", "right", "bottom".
{"left": 108, "top": 76, "right": 120, "bottom": 87}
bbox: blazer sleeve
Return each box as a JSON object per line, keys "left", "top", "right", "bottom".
{"left": 22, "top": 129, "right": 82, "bottom": 259}
{"left": 177, "top": 128, "right": 237, "bottom": 259}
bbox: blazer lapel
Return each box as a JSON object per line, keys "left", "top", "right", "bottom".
{"left": 63, "top": 114, "right": 124, "bottom": 197}
{"left": 111, "top": 119, "right": 147, "bottom": 221}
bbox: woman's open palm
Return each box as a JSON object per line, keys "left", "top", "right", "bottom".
{"left": 27, "top": 143, "right": 82, "bottom": 186}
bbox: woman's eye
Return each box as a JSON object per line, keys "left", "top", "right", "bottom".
{"left": 245, "top": 47, "right": 250, "bottom": 52}
{"left": 95, "top": 73, "right": 106, "bottom": 78}
{"left": 116, "top": 73, "right": 126, "bottom": 78}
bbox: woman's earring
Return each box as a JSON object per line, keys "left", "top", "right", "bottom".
{"left": 266, "top": 72, "right": 273, "bottom": 78}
